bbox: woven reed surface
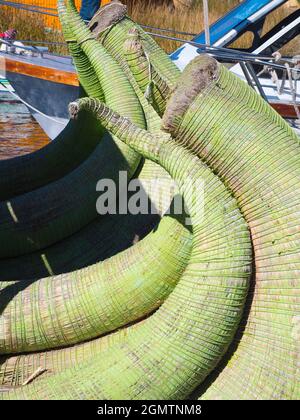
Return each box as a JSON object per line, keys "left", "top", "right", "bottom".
{"left": 0, "top": 322, "right": 142, "bottom": 388}
{"left": 1, "top": 2, "right": 299, "bottom": 401}
{"left": 0, "top": 4, "right": 151, "bottom": 259}
{"left": 58, "top": 1, "right": 105, "bottom": 101}
{"left": 0, "top": 131, "right": 137, "bottom": 258}
{"left": 0, "top": 27, "right": 176, "bottom": 279}
{"left": 0, "top": 0, "right": 110, "bottom": 202}
{"left": 0, "top": 161, "right": 160, "bottom": 281}
{"left": 88, "top": 6, "right": 180, "bottom": 126}
{"left": 1, "top": 101, "right": 252, "bottom": 399}
{"left": 124, "top": 29, "right": 171, "bottom": 116}
{"left": 163, "top": 58, "right": 300, "bottom": 399}
{"left": 0, "top": 111, "right": 101, "bottom": 201}
{"left": 93, "top": 13, "right": 180, "bottom": 89}
{"left": 0, "top": 160, "right": 192, "bottom": 354}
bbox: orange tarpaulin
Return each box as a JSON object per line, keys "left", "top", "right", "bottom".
{"left": 9, "top": 0, "right": 112, "bottom": 29}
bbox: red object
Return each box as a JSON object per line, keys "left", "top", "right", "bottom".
{"left": 0, "top": 29, "right": 17, "bottom": 40}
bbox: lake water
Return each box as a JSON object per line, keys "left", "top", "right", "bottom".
{"left": 0, "top": 92, "right": 49, "bottom": 160}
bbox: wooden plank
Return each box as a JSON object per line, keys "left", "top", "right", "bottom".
{"left": 3, "top": 57, "right": 79, "bottom": 87}
{"left": 270, "top": 102, "right": 299, "bottom": 119}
